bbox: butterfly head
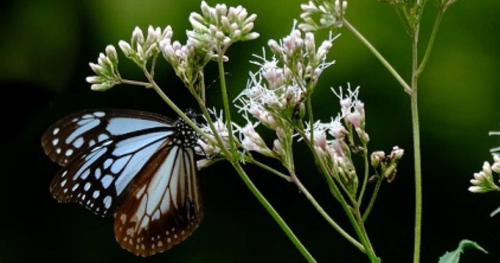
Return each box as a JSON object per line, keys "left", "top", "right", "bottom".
{"left": 174, "top": 118, "right": 199, "bottom": 148}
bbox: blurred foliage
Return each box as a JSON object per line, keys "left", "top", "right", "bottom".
{"left": 1, "top": 0, "right": 500, "bottom": 262}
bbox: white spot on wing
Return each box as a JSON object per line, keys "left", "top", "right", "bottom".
{"left": 104, "top": 196, "right": 112, "bottom": 209}
{"left": 94, "top": 111, "right": 106, "bottom": 117}
{"left": 73, "top": 137, "right": 85, "bottom": 148}
{"left": 101, "top": 175, "right": 113, "bottom": 189}
{"left": 65, "top": 149, "right": 74, "bottom": 157}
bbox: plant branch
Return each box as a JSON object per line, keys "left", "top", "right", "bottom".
{"left": 291, "top": 173, "right": 366, "bottom": 253}
{"left": 417, "top": 9, "right": 444, "bottom": 74}
{"left": 246, "top": 157, "right": 366, "bottom": 253}
{"left": 231, "top": 162, "right": 317, "bottom": 263}
{"left": 246, "top": 157, "right": 293, "bottom": 182}
{"left": 307, "top": 98, "right": 315, "bottom": 143}
{"left": 363, "top": 175, "right": 384, "bottom": 222}
{"left": 357, "top": 146, "right": 370, "bottom": 205}
{"left": 411, "top": 26, "right": 423, "bottom": 263}
{"left": 217, "top": 52, "right": 237, "bottom": 159}
{"left": 118, "top": 79, "right": 153, "bottom": 88}
{"left": 342, "top": 19, "right": 412, "bottom": 95}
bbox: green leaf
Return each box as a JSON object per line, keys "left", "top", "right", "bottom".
{"left": 438, "top": 240, "right": 488, "bottom": 263}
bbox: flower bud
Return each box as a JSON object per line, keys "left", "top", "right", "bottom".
{"left": 91, "top": 83, "right": 114, "bottom": 91}
{"left": 105, "top": 45, "right": 119, "bottom": 66}
{"left": 131, "top": 26, "right": 144, "bottom": 48}
{"left": 89, "top": 63, "right": 105, "bottom": 76}
{"left": 371, "top": 151, "right": 385, "bottom": 168}
{"left": 268, "top": 40, "right": 282, "bottom": 56}
{"left": 86, "top": 76, "right": 103, "bottom": 84}
{"left": 244, "top": 32, "right": 260, "bottom": 41}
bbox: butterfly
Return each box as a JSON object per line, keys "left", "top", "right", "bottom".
{"left": 41, "top": 109, "right": 204, "bottom": 257}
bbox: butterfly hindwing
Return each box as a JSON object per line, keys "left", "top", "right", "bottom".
{"left": 42, "top": 109, "right": 173, "bottom": 166}
{"left": 114, "top": 147, "right": 203, "bottom": 257}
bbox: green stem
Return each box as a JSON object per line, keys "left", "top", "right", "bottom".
{"left": 119, "top": 79, "right": 153, "bottom": 88}
{"left": 247, "top": 158, "right": 293, "bottom": 182}
{"left": 417, "top": 9, "right": 444, "bottom": 74}
{"left": 342, "top": 19, "right": 412, "bottom": 95}
{"left": 217, "top": 53, "right": 237, "bottom": 159}
{"left": 363, "top": 175, "right": 383, "bottom": 222}
{"left": 357, "top": 146, "right": 370, "bottom": 205}
{"left": 247, "top": 158, "right": 366, "bottom": 253}
{"left": 149, "top": 55, "right": 158, "bottom": 77}
{"left": 307, "top": 98, "right": 314, "bottom": 143}
{"left": 292, "top": 173, "right": 366, "bottom": 253}
{"left": 354, "top": 208, "right": 376, "bottom": 258}
{"left": 231, "top": 162, "right": 317, "bottom": 263}
{"left": 411, "top": 28, "right": 423, "bottom": 263}
{"left": 190, "top": 81, "right": 234, "bottom": 160}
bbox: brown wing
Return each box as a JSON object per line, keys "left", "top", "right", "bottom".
{"left": 114, "top": 146, "right": 203, "bottom": 257}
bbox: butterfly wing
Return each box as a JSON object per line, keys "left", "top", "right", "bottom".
{"left": 42, "top": 109, "right": 173, "bottom": 166}
{"left": 43, "top": 109, "right": 176, "bottom": 217}
{"left": 114, "top": 146, "right": 203, "bottom": 257}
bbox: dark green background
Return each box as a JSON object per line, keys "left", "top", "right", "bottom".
{"left": 1, "top": 0, "right": 499, "bottom": 262}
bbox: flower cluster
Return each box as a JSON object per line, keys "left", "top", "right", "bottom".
{"left": 234, "top": 28, "right": 339, "bottom": 170}
{"left": 333, "top": 86, "right": 369, "bottom": 144}
{"left": 237, "top": 27, "right": 336, "bottom": 126}
{"left": 86, "top": 45, "right": 119, "bottom": 91}
{"left": 302, "top": 87, "right": 403, "bottom": 192}
{"left": 189, "top": 1, "right": 259, "bottom": 52}
{"left": 267, "top": 28, "right": 337, "bottom": 93}
{"left": 119, "top": 26, "right": 173, "bottom": 66}
{"left": 299, "top": 0, "right": 348, "bottom": 32}
{"left": 469, "top": 157, "right": 500, "bottom": 193}
{"left": 239, "top": 122, "right": 274, "bottom": 157}
{"left": 370, "top": 146, "right": 404, "bottom": 183}
{"left": 159, "top": 35, "right": 212, "bottom": 88}
{"left": 305, "top": 118, "right": 360, "bottom": 193}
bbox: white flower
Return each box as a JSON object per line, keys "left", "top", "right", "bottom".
{"left": 188, "top": 1, "right": 259, "bottom": 52}
{"left": 86, "top": 45, "right": 121, "bottom": 91}
{"left": 299, "top": 0, "right": 348, "bottom": 32}
{"left": 118, "top": 25, "right": 173, "bottom": 65}
{"left": 469, "top": 160, "right": 500, "bottom": 193}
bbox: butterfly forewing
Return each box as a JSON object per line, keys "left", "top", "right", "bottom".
{"left": 114, "top": 147, "right": 203, "bottom": 256}
{"left": 42, "top": 109, "right": 173, "bottom": 166}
